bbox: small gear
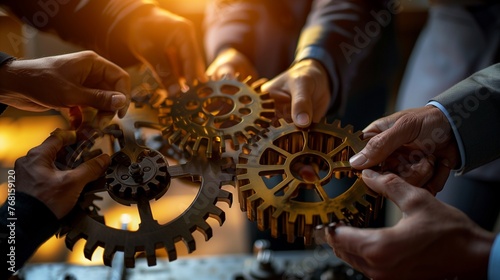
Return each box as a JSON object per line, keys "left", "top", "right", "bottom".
{"left": 61, "top": 120, "right": 234, "bottom": 268}
{"left": 158, "top": 77, "right": 275, "bottom": 158}
{"left": 236, "top": 118, "right": 381, "bottom": 244}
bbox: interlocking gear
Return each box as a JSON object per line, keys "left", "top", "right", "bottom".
{"left": 61, "top": 116, "right": 234, "bottom": 268}
{"left": 60, "top": 77, "right": 382, "bottom": 267}
{"left": 236, "top": 118, "right": 381, "bottom": 244}
{"left": 158, "top": 78, "right": 275, "bottom": 158}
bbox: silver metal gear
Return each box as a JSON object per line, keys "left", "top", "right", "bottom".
{"left": 61, "top": 119, "right": 234, "bottom": 268}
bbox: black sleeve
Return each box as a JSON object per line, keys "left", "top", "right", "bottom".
{"left": 0, "top": 51, "right": 15, "bottom": 115}
{"left": 1, "top": 192, "right": 59, "bottom": 278}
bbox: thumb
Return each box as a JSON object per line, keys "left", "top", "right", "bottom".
{"left": 361, "top": 169, "right": 427, "bottom": 214}
{"left": 71, "top": 154, "right": 110, "bottom": 185}
{"left": 71, "top": 87, "right": 129, "bottom": 117}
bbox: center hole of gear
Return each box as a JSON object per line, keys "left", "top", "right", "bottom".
{"left": 290, "top": 154, "right": 328, "bottom": 183}
{"left": 203, "top": 96, "right": 234, "bottom": 116}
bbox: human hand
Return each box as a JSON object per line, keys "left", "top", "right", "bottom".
{"left": 206, "top": 47, "right": 258, "bottom": 81}
{"left": 261, "top": 59, "right": 330, "bottom": 128}
{"left": 0, "top": 51, "right": 130, "bottom": 118}
{"left": 349, "top": 106, "right": 460, "bottom": 194}
{"left": 14, "top": 130, "right": 110, "bottom": 219}
{"left": 326, "top": 169, "right": 494, "bottom": 280}
{"left": 126, "top": 7, "right": 207, "bottom": 96}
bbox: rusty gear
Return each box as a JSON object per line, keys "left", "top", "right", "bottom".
{"left": 61, "top": 119, "right": 234, "bottom": 268}
{"left": 158, "top": 77, "right": 275, "bottom": 158}
{"left": 236, "top": 118, "right": 381, "bottom": 244}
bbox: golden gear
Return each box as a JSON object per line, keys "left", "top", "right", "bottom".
{"left": 236, "top": 118, "right": 381, "bottom": 244}
{"left": 158, "top": 78, "right": 275, "bottom": 158}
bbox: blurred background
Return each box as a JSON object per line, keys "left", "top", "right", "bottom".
{"left": 0, "top": 0, "right": 465, "bottom": 269}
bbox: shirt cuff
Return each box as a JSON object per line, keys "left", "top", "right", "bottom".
{"left": 0, "top": 52, "right": 15, "bottom": 67}
{"left": 294, "top": 46, "right": 339, "bottom": 109}
{"left": 488, "top": 234, "right": 500, "bottom": 280}
{"left": 426, "top": 101, "right": 466, "bottom": 171}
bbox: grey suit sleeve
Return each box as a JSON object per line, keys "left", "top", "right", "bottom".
{"left": 431, "top": 63, "right": 500, "bottom": 173}
{"left": 295, "top": 0, "right": 386, "bottom": 113}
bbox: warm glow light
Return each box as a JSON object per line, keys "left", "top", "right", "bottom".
{"left": 0, "top": 115, "right": 68, "bottom": 167}
{"left": 120, "top": 213, "right": 132, "bottom": 227}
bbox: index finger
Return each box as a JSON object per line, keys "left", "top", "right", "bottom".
{"left": 28, "top": 129, "right": 77, "bottom": 160}
{"left": 350, "top": 114, "right": 420, "bottom": 169}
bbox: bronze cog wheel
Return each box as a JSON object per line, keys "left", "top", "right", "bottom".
{"left": 236, "top": 118, "right": 382, "bottom": 244}
{"left": 158, "top": 78, "right": 275, "bottom": 158}
{"left": 61, "top": 120, "right": 234, "bottom": 268}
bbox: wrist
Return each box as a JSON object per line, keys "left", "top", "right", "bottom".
{"left": 0, "top": 59, "right": 20, "bottom": 94}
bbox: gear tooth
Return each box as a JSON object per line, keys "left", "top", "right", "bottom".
{"left": 145, "top": 244, "right": 157, "bottom": 266}
{"left": 332, "top": 119, "right": 341, "bottom": 127}
{"left": 182, "top": 234, "right": 197, "bottom": 252}
{"left": 163, "top": 239, "right": 177, "bottom": 261}
{"left": 83, "top": 238, "right": 99, "bottom": 261}
{"left": 217, "top": 189, "right": 233, "bottom": 206}
{"left": 334, "top": 209, "right": 346, "bottom": 220}
{"left": 347, "top": 204, "right": 359, "bottom": 214}
{"left": 65, "top": 230, "right": 84, "bottom": 250}
{"left": 288, "top": 212, "right": 298, "bottom": 223}
{"left": 179, "top": 133, "right": 191, "bottom": 151}
{"left": 102, "top": 245, "right": 117, "bottom": 267}
{"left": 208, "top": 205, "right": 225, "bottom": 225}
{"left": 196, "top": 220, "right": 213, "bottom": 240}
{"left": 124, "top": 247, "right": 136, "bottom": 268}
{"left": 278, "top": 118, "right": 288, "bottom": 127}
{"left": 320, "top": 213, "right": 329, "bottom": 224}
{"left": 168, "top": 129, "right": 182, "bottom": 144}
{"left": 344, "top": 124, "right": 354, "bottom": 133}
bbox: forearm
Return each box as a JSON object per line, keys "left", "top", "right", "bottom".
{"left": 203, "top": 0, "right": 263, "bottom": 63}
{"left": 0, "top": 51, "right": 15, "bottom": 114}
{"left": 1, "top": 0, "right": 156, "bottom": 67}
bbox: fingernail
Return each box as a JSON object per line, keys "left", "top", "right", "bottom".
{"left": 362, "top": 169, "right": 378, "bottom": 179}
{"left": 350, "top": 153, "right": 367, "bottom": 167}
{"left": 296, "top": 113, "right": 310, "bottom": 126}
{"left": 111, "top": 95, "right": 126, "bottom": 109}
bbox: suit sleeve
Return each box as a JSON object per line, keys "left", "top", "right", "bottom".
{"left": 295, "top": 0, "right": 386, "bottom": 113}
{"left": 431, "top": 63, "right": 500, "bottom": 173}
{"left": 1, "top": 0, "right": 156, "bottom": 67}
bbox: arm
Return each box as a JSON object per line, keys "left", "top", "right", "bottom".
{"left": 430, "top": 63, "right": 500, "bottom": 174}
{"left": 260, "top": 0, "right": 386, "bottom": 127}
{"left": 350, "top": 64, "right": 500, "bottom": 193}
{"left": 1, "top": 130, "right": 109, "bottom": 276}
{"left": 2, "top": 0, "right": 206, "bottom": 93}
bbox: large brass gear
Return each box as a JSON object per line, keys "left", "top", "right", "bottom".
{"left": 60, "top": 112, "right": 234, "bottom": 268}
{"left": 158, "top": 77, "right": 275, "bottom": 158}
{"left": 236, "top": 118, "right": 381, "bottom": 244}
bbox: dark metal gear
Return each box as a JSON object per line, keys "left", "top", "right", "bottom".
{"left": 236, "top": 118, "right": 382, "bottom": 244}
{"left": 158, "top": 77, "right": 275, "bottom": 158}
{"left": 61, "top": 119, "right": 234, "bottom": 268}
